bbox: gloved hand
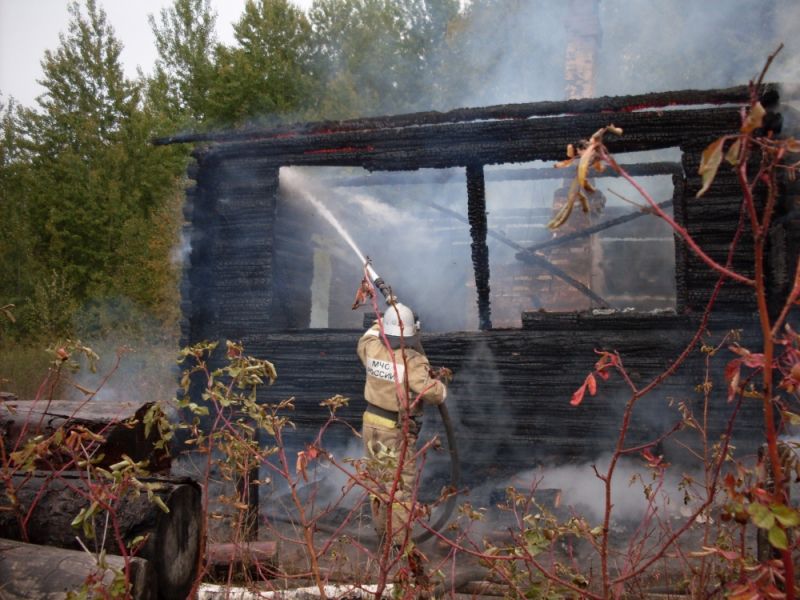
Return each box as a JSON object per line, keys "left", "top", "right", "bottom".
{"left": 429, "top": 366, "right": 454, "bottom": 386}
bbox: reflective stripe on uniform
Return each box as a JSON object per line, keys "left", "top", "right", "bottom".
{"left": 363, "top": 410, "right": 397, "bottom": 429}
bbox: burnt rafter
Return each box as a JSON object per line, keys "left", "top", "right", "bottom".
{"left": 428, "top": 201, "right": 611, "bottom": 308}
{"left": 189, "top": 107, "right": 741, "bottom": 171}
{"left": 154, "top": 83, "right": 770, "bottom": 147}
{"left": 466, "top": 164, "right": 492, "bottom": 330}
{"left": 517, "top": 199, "right": 675, "bottom": 258}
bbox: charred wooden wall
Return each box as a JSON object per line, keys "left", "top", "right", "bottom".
{"left": 171, "top": 85, "right": 794, "bottom": 478}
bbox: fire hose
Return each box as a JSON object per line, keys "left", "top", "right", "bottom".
{"left": 364, "top": 263, "right": 461, "bottom": 543}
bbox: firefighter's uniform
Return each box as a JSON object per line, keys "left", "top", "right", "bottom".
{"left": 357, "top": 323, "right": 446, "bottom": 543}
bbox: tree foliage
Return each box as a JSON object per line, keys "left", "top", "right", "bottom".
{"left": 0, "top": 0, "right": 470, "bottom": 341}
{"left": 206, "top": 0, "right": 315, "bottom": 126}
{"left": 308, "top": 0, "right": 459, "bottom": 118}
{"left": 148, "top": 0, "right": 218, "bottom": 125}
{"left": 1, "top": 1, "right": 185, "bottom": 339}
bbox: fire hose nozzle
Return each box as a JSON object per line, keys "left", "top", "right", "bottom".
{"left": 365, "top": 263, "right": 397, "bottom": 305}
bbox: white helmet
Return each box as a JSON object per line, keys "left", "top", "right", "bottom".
{"left": 383, "top": 303, "right": 417, "bottom": 338}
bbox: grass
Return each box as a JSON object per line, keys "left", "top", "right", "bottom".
{"left": 0, "top": 341, "right": 57, "bottom": 399}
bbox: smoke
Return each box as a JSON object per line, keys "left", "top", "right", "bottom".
{"left": 65, "top": 332, "right": 179, "bottom": 405}
{"left": 443, "top": 0, "right": 800, "bottom": 109}
{"left": 171, "top": 228, "right": 191, "bottom": 267}
{"left": 279, "top": 166, "right": 474, "bottom": 332}
{"left": 596, "top": 0, "right": 800, "bottom": 96}
{"left": 509, "top": 455, "right": 704, "bottom": 525}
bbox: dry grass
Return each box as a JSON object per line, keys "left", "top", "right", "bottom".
{"left": 0, "top": 337, "right": 178, "bottom": 402}
{"left": 0, "top": 341, "right": 56, "bottom": 399}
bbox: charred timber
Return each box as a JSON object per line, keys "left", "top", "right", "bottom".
{"left": 0, "top": 538, "right": 156, "bottom": 600}
{"left": 517, "top": 199, "right": 675, "bottom": 257}
{"left": 153, "top": 83, "right": 770, "bottom": 147}
{"left": 0, "top": 400, "right": 170, "bottom": 472}
{"left": 206, "top": 541, "right": 278, "bottom": 581}
{"left": 466, "top": 165, "right": 492, "bottom": 330}
{"left": 250, "top": 319, "right": 765, "bottom": 474}
{"left": 428, "top": 200, "right": 610, "bottom": 307}
{"left": 0, "top": 472, "right": 202, "bottom": 600}
{"left": 192, "top": 107, "right": 742, "bottom": 170}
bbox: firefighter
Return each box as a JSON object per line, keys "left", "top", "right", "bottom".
{"left": 357, "top": 302, "right": 448, "bottom": 546}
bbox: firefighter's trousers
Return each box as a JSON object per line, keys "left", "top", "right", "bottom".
{"left": 362, "top": 411, "right": 419, "bottom": 545}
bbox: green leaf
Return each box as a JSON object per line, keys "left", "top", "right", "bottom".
{"left": 71, "top": 507, "right": 88, "bottom": 528}
{"left": 770, "top": 504, "right": 800, "bottom": 527}
{"left": 747, "top": 503, "right": 775, "bottom": 529}
{"left": 768, "top": 525, "right": 788, "bottom": 550}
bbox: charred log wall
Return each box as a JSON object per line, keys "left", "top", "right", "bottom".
{"left": 176, "top": 87, "right": 791, "bottom": 476}
{"left": 181, "top": 157, "right": 281, "bottom": 345}
{"left": 248, "top": 314, "right": 763, "bottom": 479}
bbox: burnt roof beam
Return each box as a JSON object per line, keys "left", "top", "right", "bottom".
{"left": 154, "top": 83, "right": 773, "bottom": 146}
{"left": 197, "top": 108, "right": 741, "bottom": 171}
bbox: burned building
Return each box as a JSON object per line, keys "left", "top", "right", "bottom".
{"left": 158, "top": 84, "right": 799, "bottom": 482}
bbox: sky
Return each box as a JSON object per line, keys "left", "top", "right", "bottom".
{"left": 0, "top": 0, "right": 314, "bottom": 107}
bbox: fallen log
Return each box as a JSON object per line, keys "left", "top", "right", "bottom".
{"left": 0, "top": 472, "right": 201, "bottom": 600}
{"left": 0, "top": 537, "right": 156, "bottom": 600}
{"left": 206, "top": 541, "right": 279, "bottom": 581}
{"left": 0, "top": 400, "right": 171, "bottom": 472}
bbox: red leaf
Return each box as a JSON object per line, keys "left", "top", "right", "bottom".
{"left": 728, "top": 345, "right": 764, "bottom": 367}
{"left": 642, "top": 447, "right": 664, "bottom": 468}
{"left": 570, "top": 382, "right": 587, "bottom": 406}
{"left": 740, "top": 352, "right": 764, "bottom": 369}
{"left": 752, "top": 487, "right": 773, "bottom": 502}
{"left": 586, "top": 373, "right": 597, "bottom": 396}
{"left": 717, "top": 549, "right": 741, "bottom": 561}
{"left": 725, "top": 359, "right": 742, "bottom": 402}
{"left": 571, "top": 373, "right": 599, "bottom": 406}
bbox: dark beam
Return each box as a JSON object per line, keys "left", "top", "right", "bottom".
{"left": 516, "top": 199, "right": 675, "bottom": 258}
{"left": 154, "top": 83, "right": 771, "bottom": 146}
{"left": 429, "top": 201, "right": 611, "bottom": 309}
{"left": 466, "top": 165, "right": 492, "bottom": 330}
{"left": 196, "top": 107, "right": 741, "bottom": 170}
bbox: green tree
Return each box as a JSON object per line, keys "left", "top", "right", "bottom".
{"left": 0, "top": 97, "right": 43, "bottom": 336}
{"left": 308, "top": 0, "right": 459, "bottom": 118}
{"left": 8, "top": 0, "right": 185, "bottom": 338}
{"left": 148, "top": 0, "right": 218, "bottom": 126}
{"left": 206, "top": 0, "right": 315, "bottom": 126}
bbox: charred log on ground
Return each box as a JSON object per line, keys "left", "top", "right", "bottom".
{"left": 0, "top": 538, "right": 156, "bottom": 600}
{"left": 0, "top": 473, "right": 201, "bottom": 600}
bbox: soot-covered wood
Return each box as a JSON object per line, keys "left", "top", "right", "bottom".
{"left": 0, "top": 473, "right": 202, "bottom": 600}
{"left": 172, "top": 85, "right": 791, "bottom": 484}
{"left": 180, "top": 159, "right": 280, "bottom": 346}
{"left": 194, "top": 107, "right": 741, "bottom": 171}
{"left": 0, "top": 538, "right": 156, "bottom": 600}
{"left": 0, "top": 401, "right": 170, "bottom": 472}
{"left": 245, "top": 315, "right": 764, "bottom": 481}
{"left": 466, "top": 165, "right": 492, "bottom": 330}
{"left": 155, "top": 84, "right": 767, "bottom": 147}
